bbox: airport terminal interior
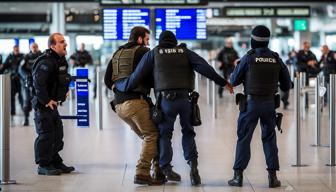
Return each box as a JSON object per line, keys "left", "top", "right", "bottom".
{"left": 1, "top": 0, "right": 336, "bottom": 191}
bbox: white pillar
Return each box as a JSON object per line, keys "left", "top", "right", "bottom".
{"left": 50, "top": 3, "right": 65, "bottom": 35}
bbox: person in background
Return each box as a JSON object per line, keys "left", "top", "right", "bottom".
{"left": 19, "top": 42, "right": 42, "bottom": 126}
{"left": 217, "top": 38, "right": 239, "bottom": 98}
{"left": 0, "top": 45, "right": 24, "bottom": 115}
{"left": 319, "top": 45, "right": 336, "bottom": 104}
{"left": 70, "top": 43, "right": 93, "bottom": 68}
{"left": 296, "top": 41, "right": 319, "bottom": 108}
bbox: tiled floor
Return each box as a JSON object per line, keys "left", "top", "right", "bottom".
{"left": 2, "top": 79, "right": 336, "bottom": 192}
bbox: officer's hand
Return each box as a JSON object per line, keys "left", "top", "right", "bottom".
{"left": 46, "top": 100, "right": 58, "bottom": 110}
{"left": 225, "top": 82, "right": 234, "bottom": 94}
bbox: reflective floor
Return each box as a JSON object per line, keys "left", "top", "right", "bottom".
{"left": 3, "top": 79, "right": 336, "bottom": 192}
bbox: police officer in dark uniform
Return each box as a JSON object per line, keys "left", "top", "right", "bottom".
{"left": 0, "top": 45, "right": 24, "bottom": 115}
{"left": 19, "top": 42, "right": 42, "bottom": 126}
{"left": 70, "top": 43, "right": 93, "bottom": 68}
{"left": 319, "top": 45, "right": 336, "bottom": 103}
{"left": 217, "top": 39, "right": 239, "bottom": 98}
{"left": 32, "top": 33, "right": 74, "bottom": 175}
{"left": 296, "top": 41, "right": 319, "bottom": 108}
{"left": 228, "top": 25, "right": 291, "bottom": 188}
{"left": 118, "top": 31, "right": 233, "bottom": 186}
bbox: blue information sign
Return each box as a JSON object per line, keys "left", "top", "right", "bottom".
{"left": 155, "top": 8, "right": 207, "bottom": 40}
{"left": 76, "top": 68, "right": 89, "bottom": 127}
{"left": 103, "top": 8, "right": 150, "bottom": 40}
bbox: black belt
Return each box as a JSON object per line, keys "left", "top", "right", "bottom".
{"left": 159, "top": 90, "right": 190, "bottom": 100}
{"left": 247, "top": 95, "right": 274, "bottom": 101}
{"left": 114, "top": 93, "right": 144, "bottom": 105}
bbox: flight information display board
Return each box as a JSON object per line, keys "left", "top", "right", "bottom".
{"left": 155, "top": 9, "right": 207, "bottom": 40}
{"left": 100, "top": 0, "right": 207, "bottom": 5}
{"left": 103, "top": 8, "right": 150, "bottom": 40}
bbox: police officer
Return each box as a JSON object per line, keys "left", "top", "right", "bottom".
{"left": 319, "top": 45, "right": 336, "bottom": 103}
{"left": 104, "top": 26, "right": 165, "bottom": 185}
{"left": 32, "top": 33, "right": 74, "bottom": 175}
{"left": 217, "top": 38, "right": 239, "bottom": 98}
{"left": 118, "top": 31, "right": 233, "bottom": 186}
{"left": 228, "top": 25, "right": 291, "bottom": 188}
{"left": 19, "top": 42, "right": 42, "bottom": 126}
{"left": 70, "top": 43, "right": 93, "bottom": 68}
{"left": 296, "top": 41, "right": 319, "bottom": 108}
{"left": 0, "top": 45, "right": 24, "bottom": 115}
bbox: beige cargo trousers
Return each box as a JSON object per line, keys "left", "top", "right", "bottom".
{"left": 115, "top": 98, "right": 159, "bottom": 176}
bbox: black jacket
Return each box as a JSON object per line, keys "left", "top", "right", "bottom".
{"left": 32, "top": 49, "right": 69, "bottom": 108}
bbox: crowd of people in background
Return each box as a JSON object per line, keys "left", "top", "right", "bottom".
{"left": 0, "top": 42, "right": 93, "bottom": 126}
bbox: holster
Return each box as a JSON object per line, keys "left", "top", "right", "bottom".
{"left": 151, "top": 92, "right": 164, "bottom": 124}
{"left": 275, "top": 112, "right": 283, "bottom": 133}
{"left": 190, "top": 91, "right": 201, "bottom": 126}
{"left": 235, "top": 93, "right": 247, "bottom": 112}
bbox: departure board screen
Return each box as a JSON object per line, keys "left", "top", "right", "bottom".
{"left": 100, "top": 0, "right": 207, "bottom": 5}
{"left": 155, "top": 9, "right": 207, "bottom": 40}
{"left": 103, "top": 8, "right": 150, "bottom": 40}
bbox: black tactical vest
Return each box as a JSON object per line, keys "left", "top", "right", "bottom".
{"left": 244, "top": 50, "right": 281, "bottom": 96}
{"left": 111, "top": 45, "right": 140, "bottom": 81}
{"left": 153, "top": 46, "right": 194, "bottom": 91}
{"left": 33, "top": 50, "right": 71, "bottom": 102}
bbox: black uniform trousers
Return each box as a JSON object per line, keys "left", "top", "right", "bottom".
{"left": 34, "top": 107, "right": 64, "bottom": 166}
{"left": 158, "top": 92, "right": 198, "bottom": 170}
{"left": 11, "top": 78, "right": 23, "bottom": 114}
{"left": 233, "top": 99, "right": 279, "bottom": 171}
{"left": 21, "top": 83, "right": 33, "bottom": 118}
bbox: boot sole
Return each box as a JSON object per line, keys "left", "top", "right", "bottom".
{"left": 38, "top": 171, "right": 61, "bottom": 176}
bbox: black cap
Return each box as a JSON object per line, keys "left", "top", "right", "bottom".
{"left": 251, "top": 25, "right": 270, "bottom": 49}
{"left": 159, "top": 30, "right": 177, "bottom": 46}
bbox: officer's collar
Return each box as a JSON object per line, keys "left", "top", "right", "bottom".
{"left": 254, "top": 47, "right": 269, "bottom": 53}
{"left": 47, "top": 48, "right": 63, "bottom": 60}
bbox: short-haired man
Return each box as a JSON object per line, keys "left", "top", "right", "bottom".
{"left": 32, "top": 33, "right": 74, "bottom": 175}
{"left": 104, "top": 26, "right": 166, "bottom": 185}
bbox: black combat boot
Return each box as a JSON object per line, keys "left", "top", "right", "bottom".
{"left": 228, "top": 170, "right": 243, "bottom": 187}
{"left": 162, "top": 166, "right": 181, "bottom": 182}
{"left": 268, "top": 170, "right": 281, "bottom": 188}
{"left": 53, "top": 163, "right": 75, "bottom": 173}
{"left": 37, "top": 165, "right": 61, "bottom": 176}
{"left": 152, "top": 160, "right": 167, "bottom": 183}
{"left": 188, "top": 159, "right": 201, "bottom": 186}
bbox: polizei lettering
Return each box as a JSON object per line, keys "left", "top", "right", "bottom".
{"left": 255, "top": 57, "right": 276, "bottom": 63}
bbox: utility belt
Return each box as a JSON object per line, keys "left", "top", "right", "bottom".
{"left": 157, "top": 89, "right": 190, "bottom": 101}
{"left": 246, "top": 94, "right": 274, "bottom": 101}
{"left": 235, "top": 93, "right": 283, "bottom": 133}
{"left": 151, "top": 89, "right": 201, "bottom": 126}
